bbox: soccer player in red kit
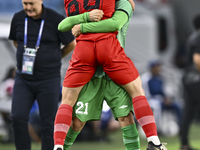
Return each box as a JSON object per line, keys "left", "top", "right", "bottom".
{"left": 64, "top": 0, "right": 117, "bottom": 42}
{"left": 54, "top": 1, "right": 167, "bottom": 150}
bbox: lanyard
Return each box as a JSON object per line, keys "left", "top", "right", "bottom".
{"left": 24, "top": 17, "right": 45, "bottom": 50}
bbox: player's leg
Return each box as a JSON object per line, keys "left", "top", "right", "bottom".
{"left": 64, "top": 117, "right": 86, "bottom": 150}
{"left": 54, "top": 86, "right": 83, "bottom": 150}
{"left": 97, "top": 36, "right": 167, "bottom": 149}
{"left": 122, "top": 78, "right": 159, "bottom": 141}
{"left": 122, "top": 76, "right": 167, "bottom": 150}
{"left": 118, "top": 112, "right": 140, "bottom": 150}
{"left": 63, "top": 77, "right": 104, "bottom": 150}
{"left": 103, "top": 78, "right": 140, "bottom": 150}
{"left": 116, "top": 76, "right": 167, "bottom": 150}
{"left": 54, "top": 41, "right": 97, "bottom": 150}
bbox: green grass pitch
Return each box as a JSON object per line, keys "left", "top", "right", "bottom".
{"left": 0, "top": 123, "right": 199, "bottom": 150}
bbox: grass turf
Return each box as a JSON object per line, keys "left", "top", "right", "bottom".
{"left": 0, "top": 123, "right": 199, "bottom": 150}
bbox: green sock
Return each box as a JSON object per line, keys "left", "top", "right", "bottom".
{"left": 63, "top": 127, "right": 80, "bottom": 150}
{"left": 121, "top": 124, "right": 140, "bottom": 150}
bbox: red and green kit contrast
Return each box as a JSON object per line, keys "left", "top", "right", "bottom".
{"left": 63, "top": 0, "right": 139, "bottom": 88}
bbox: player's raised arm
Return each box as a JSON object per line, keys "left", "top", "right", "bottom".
{"left": 71, "top": 10, "right": 129, "bottom": 37}
{"left": 58, "top": 12, "right": 90, "bottom": 32}
{"left": 58, "top": 9, "right": 104, "bottom": 32}
{"left": 81, "top": 11, "right": 128, "bottom": 33}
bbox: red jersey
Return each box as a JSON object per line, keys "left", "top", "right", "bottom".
{"left": 64, "top": 0, "right": 117, "bottom": 41}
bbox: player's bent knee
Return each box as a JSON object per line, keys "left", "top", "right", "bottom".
{"left": 71, "top": 117, "right": 86, "bottom": 132}
{"left": 118, "top": 112, "right": 134, "bottom": 127}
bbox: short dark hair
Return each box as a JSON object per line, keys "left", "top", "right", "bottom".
{"left": 193, "top": 13, "right": 200, "bottom": 30}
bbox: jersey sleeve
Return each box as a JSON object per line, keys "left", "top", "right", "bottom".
{"left": 81, "top": 11, "right": 128, "bottom": 33}
{"left": 58, "top": 12, "right": 90, "bottom": 32}
{"left": 115, "top": 0, "right": 133, "bottom": 19}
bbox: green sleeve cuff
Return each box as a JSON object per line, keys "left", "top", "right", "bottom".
{"left": 82, "top": 12, "right": 90, "bottom": 22}
{"left": 86, "top": 12, "right": 90, "bottom": 22}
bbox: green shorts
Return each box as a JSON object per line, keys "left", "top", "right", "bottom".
{"left": 73, "top": 77, "right": 133, "bottom": 122}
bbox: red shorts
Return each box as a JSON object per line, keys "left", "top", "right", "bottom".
{"left": 63, "top": 34, "right": 139, "bottom": 87}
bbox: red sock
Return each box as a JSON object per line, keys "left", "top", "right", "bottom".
{"left": 54, "top": 104, "right": 72, "bottom": 145}
{"left": 132, "top": 96, "right": 157, "bottom": 137}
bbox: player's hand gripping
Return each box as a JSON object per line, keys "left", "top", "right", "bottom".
{"left": 89, "top": 9, "right": 104, "bottom": 21}
{"left": 72, "top": 9, "right": 104, "bottom": 37}
{"left": 72, "top": 24, "right": 81, "bottom": 37}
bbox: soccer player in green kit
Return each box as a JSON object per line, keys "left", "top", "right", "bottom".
{"left": 57, "top": 0, "right": 167, "bottom": 150}
{"left": 58, "top": 1, "right": 142, "bottom": 150}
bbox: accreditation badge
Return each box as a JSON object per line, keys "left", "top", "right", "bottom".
{"left": 22, "top": 48, "right": 37, "bottom": 75}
